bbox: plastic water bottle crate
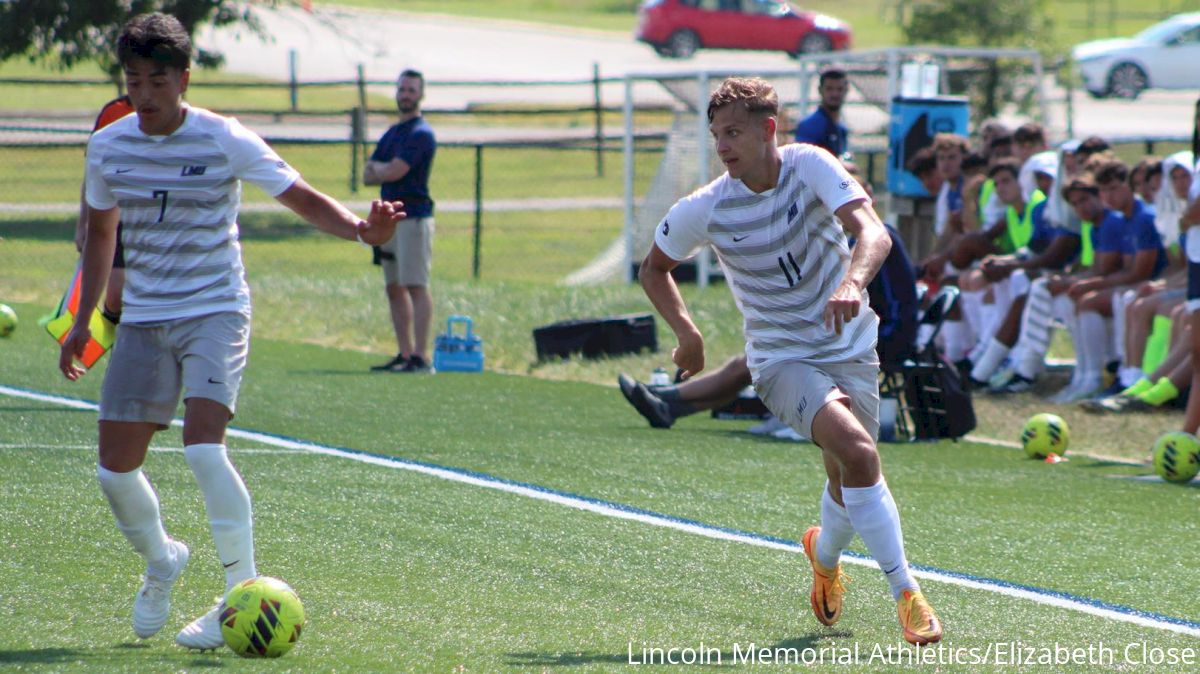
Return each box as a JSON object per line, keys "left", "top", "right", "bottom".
{"left": 433, "top": 315, "right": 484, "bottom": 372}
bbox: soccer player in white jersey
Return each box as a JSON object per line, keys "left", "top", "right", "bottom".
{"left": 57, "top": 13, "right": 405, "bottom": 650}
{"left": 639, "top": 77, "right": 942, "bottom": 644}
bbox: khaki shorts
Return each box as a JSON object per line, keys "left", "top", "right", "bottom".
{"left": 754, "top": 358, "right": 881, "bottom": 442}
{"left": 99, "top": 311, "right": 250, "bottom": 428}
{"left": 381, "top": 216, "right": 434, "bottom": 286}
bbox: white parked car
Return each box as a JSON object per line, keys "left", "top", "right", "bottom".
{"left": 1073, "top": 12, "right": 1200, "bottom": 99}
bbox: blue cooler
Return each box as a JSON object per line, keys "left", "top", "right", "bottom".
{"left": 887, "top": 96, "right": 969, "bottom": 197}
{"left": 433, "top": 316, "right": 484, "bottom": 372}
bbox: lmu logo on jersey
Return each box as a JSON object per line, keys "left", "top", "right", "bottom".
{"left": 787, "top": 202, "right": 799, "bottom": 223}
{"left": 181, "top": 165, "right": 207, "bottom": 176}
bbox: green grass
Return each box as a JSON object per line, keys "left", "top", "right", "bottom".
{"left": 2, "top": 214, "right": 1193, "bottom": 461}
{"left": 0, "top": 144, "right": 660, "bottom": 210}
{"left": 1, "top": 295, "right": 1198, "bottom": 671}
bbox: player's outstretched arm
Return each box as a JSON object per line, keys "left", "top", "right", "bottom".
{"left": 60, "top": 205, "right": 119, "bottom": 380}
{"left": 274, "top": 178, "right": 406, "bottom": 246}
{"left": 827, "top": 198, "right": 891, "bottom": 335}
{"left": 639, "top": 243, "right": 705, "bottom": 379}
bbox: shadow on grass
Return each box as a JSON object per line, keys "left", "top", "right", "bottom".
{"left": 0, "top": 642, "right": 228, "bottom": 668}
{"left": 505, "top": 633, "right": 852, "bottom": 667}
{"left": 286, "top": 368, "right": 378, "bottom": 377}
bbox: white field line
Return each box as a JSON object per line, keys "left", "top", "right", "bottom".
{"left": 3, "top": 384, "right": 1197, "bottom": 638}
{"left": 0, "top": 443, "right": 303, "bottom": 454}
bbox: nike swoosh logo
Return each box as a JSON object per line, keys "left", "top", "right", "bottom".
{"left": 821, "top": 596, "right": 837, "bottom": 622}
{"left": 207, "top": 377, "right": 224, "bottom": 384}
{"left": 115, "top": 168, "right": 134, "bottom": 174}
{"left": 732, "top": 235, "right": 749, "bottom": 242}
{"left": 223, "top": 560, "right": 239, "bottom": 568}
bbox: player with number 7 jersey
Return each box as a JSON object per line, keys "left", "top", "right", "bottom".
{"left": 63, "top": 11, "right": 406, "bottom": 652}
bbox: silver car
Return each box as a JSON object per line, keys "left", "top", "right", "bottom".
{"left": 1073, "top": 12, "right": 1200, "bottom": 99}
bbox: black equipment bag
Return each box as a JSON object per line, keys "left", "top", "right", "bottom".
{"left": 901, "top": 358, "right": 976, "bottom": 440}
{"left": 533, "top": 313, "right": 657, "bottom": 361}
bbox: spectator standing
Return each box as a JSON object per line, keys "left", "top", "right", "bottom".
{"left": 794, "top": 68, "right": 849, "bottom": 157}
{"left": 366, "top": 69, "right": 438, "bottom": 373}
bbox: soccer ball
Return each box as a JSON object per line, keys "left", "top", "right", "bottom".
{"left": 219, "top": 576, "right": 305, "bottom": 658}
{"left": 0, "top": 304, "right": 16, "bottom": 338}
{"left": 1020, "top": 413, "right": 1069, "bottom": 459}
{"left": 1151, "top": 432, "right": 1200, "bottom": 483}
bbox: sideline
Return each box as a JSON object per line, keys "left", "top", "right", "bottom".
{"left": 3, "top": 383, "right": 1197, "bottom": 638}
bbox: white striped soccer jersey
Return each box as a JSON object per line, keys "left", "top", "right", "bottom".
{"left": 85, "top": 105, "right": 300, "bottom": 323}
{"left": 654, "top": 143, "right": 876, "bottom": 376}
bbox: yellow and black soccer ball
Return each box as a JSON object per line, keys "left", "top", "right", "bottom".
{"left": 219, "top": 576, "right": 305, "bottom": 658}
{"left": 1020, "top": 413, "right": 1069, "bottom": 459}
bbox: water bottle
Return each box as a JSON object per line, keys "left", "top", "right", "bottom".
{"left": 649, "top": 367, "right": 671, "bottom": 388}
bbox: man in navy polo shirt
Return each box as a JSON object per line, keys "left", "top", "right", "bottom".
{"left": 366, "top": 68, "right": 438, "bottom": 373}
{"left": 794, "top": 68, "right": 848, "bottom": 157}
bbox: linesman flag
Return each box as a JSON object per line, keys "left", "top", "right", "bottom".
{"left": 42, "top": 263, "right": 116, "bottom": 368}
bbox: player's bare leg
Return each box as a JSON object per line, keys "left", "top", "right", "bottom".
{"left": 408, "top": 284, "right": 433, "bottom": 366}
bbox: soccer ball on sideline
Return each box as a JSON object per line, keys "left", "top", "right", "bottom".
{"left": 1150, "top": 432, "right": 1200, "bottom": 484}
{"left": 219, "top": 576, "right": 305, "bottom": 658}
{"left": 1020, "top": 413, "right": 1069, "bottom": 459}
{"left": 0, "top": 304, "right": 17, "bottom": 338}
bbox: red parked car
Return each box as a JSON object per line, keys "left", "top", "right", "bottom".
{"left": 635, "top": 0, "right": 852, "bottom": 59}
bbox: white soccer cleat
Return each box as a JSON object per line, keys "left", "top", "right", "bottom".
{"left": 176, "top": 604, "right": 224, "bottom": 650}
{"left": 771, "top": 425, "right": 810, "bottom": 442}
{"left": 747, "top": 415, "right": 787, "bottom": 436}
{"left": 132, "top": 539, "right": 190, "bottom": 639}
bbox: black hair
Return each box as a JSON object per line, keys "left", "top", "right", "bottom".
{"left": 819, "top": 69, "right": 847, "bottom": 87}
{"left": 117, "top": 13, "right": 191, "bottom": 71}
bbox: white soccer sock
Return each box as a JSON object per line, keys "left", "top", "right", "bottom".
{"left": 1076, "top": 312, "right": 1109, "bottom": 387}
{"left": 971, "top": 338, "right": 1011, "bottom": 382}
{"left": 960, "top": 290, "right": 986, "bottom": 356}
{"left": 1112, "top": 290, "right": 1135, "bottom": 365}
{"left": 986, "top": 281, "right": 1015, "bottom": 341}
{"left": 816, "top": 481, "right": 857, "bottom": 570}
{"left": 97, "top": 465, "right": 172, "bottom": 575}
{"left": 940, "top": 320, "right": 971, "bottom": 363}
{"left": 1057, "top": 296, "right": 1084, "bottom": 390}
{"left": 1013, "top": 279, "right": 1054, "bottom": 379}
{"left": 842, "top": 479, "right": 917, "bottom": 600}
{"left": 185, "top": 444, "right": 256, "bottom": 591}
{"left": 1119, "top": 366, "right": 1146, "bottom": 388}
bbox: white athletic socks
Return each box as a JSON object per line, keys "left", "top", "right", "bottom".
{"left": 842, "top": 480, "right": 918, "bottom": 600}
{"left": 184, "top": 444, "right": 257, "bottom": 591}
{"left": 816, "top": 481, "right": 857, "bottom": 570}
{"left": 1119, "top": 366, "right": 1146, "bottom": 388}
{"left": 971, "top": 338, "right": 1011, "bottom": 382}
{"left": 1112, "top": 290, "right": 1136, "bottom": 365}
{"left": 940, "top": 320, "right": 972, "bottom": 363}
{"left": 97, "top": 465, "right": 172, "bottom": 574}
{"left": 1076, "top": 311, "right": 1109, "bottom": 391}
{"left": 959, "top": 289, "right": 986, "bottom": 358}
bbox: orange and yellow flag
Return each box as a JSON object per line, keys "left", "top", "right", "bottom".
{"left": 43, "top": 263, "right": 116, "bottom": 368}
